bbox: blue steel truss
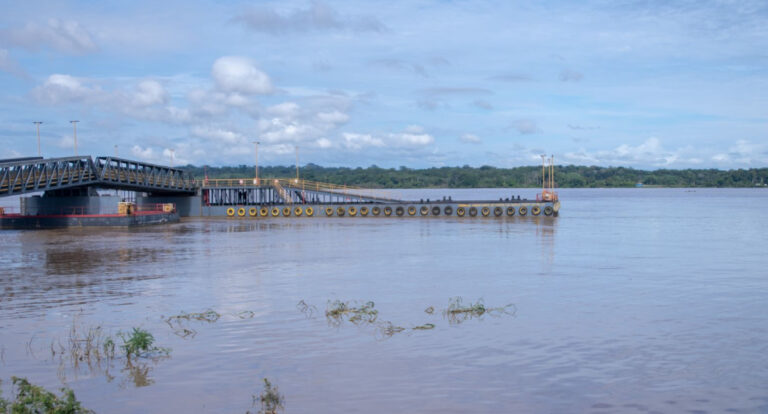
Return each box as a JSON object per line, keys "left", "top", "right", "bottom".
{"left": 0, "top": 155, "right": 197, "bottom": 198}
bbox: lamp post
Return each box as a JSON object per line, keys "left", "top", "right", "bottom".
{"left": 70, "top": 120, "right": 79, "bottom": 156}
{"left": 253, "top": 141, "right": 260, "bottom": 185}
{"left": 169, "top": 149, "right": 175, "bottom": 168}
{"left": 294, "top": 145, "right": 299, "bottom": 183}
{"left": 33, "top": 121, "right": 43, "bottom": 157}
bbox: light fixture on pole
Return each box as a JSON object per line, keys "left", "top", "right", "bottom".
{"left": 70, "top": 120, "right": 79, "bottom": 156}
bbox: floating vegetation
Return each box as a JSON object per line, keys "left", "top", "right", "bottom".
{"left": 443, "top": 297, "right": 516, "bottom": 324}
{"left": 166, "top": 309, "right": 221, "bottom": 324}
{"left": 325, "top": 300, "right": 379, "bottom": 326}
{"left": 238, "top": 310, "right": 256, "bottom": 319}
{"left": 164, "top": 308, "right": 256, "bottom": 337}
{"left": 118, "top": 328, "right": 170, "bottom": 359}
{"left": 378, "top": 321, "right": 406, "bottom": 337}
{"left": 249, "top": 378, "right": 285, "bottom": 414}
{"left": 424, "top": 306, "right": 435, "bottom": 314}
{"left": 296, "top": 300, "right": 318, "bottom": 319}
{"left": 1, "top": 376, "right": 93, "bottom": 413}
{"left": 412, "top": 323, "right": 436, "bottom": 330}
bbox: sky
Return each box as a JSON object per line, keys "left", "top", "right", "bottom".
{"left": 0, "top": 0, "right": 766, "bottom": 169}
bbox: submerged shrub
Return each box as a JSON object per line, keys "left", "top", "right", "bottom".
{"left": 249, "top": 378, "right": 284, "bottom": 414}
{"left": 5, "top": 376, "right": 93, "bottom": 413}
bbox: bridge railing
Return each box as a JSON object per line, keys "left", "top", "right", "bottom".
{"left": 0, "top": 156, "right": 99, "bottom": 197}
{"left": 95, "top": 157, "right": 197, "bottom": 192}
{"left": 0, "top": 155, "right": 198, "bottom": 198}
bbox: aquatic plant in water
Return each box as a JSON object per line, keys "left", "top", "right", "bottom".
{"left": 164, "top": 309, "right": 255, "bottom": 337}
{"left": 166, "top": 309, "right": 221, "bottom": 324}
{"left": 296, "top": 300, "right": 318, "bottom": 319}
{"left": 325, "top": 300, "right": 379, "bottom": 326}
{"left": 48, "top": 318, "right": 116, "bottom": 377}
{"left": 378, "top": 321, "right": 406, "bottom": 337}
{"left": 443, "top": 297, "right": 516, "bottom": 324}
{"left": 249, "top": 378, "right": 284, "bottom": 414}
{"left": 1, "top": 376, "right": 93, "bottom": 413}
{"left": 118, "top": 328, "right": 170, "bottom": 359}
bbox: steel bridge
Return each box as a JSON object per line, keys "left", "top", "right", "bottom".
{"left": 0, "top": 155, "right": 197, "bottom": 198}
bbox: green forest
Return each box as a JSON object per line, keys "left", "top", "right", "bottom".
{"left": 180, "top": 164, "right": 768, "bottom": 188}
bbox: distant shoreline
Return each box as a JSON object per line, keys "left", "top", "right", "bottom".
{"left": 181, "top": 164, "right": 768, "bottom": 189}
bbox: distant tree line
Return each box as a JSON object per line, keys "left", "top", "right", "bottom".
{"left": 179, "top": 163, "right": 768, "bottom": 188}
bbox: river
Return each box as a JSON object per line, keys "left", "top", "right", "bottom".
{"left": 1, "top": 188, "right": 767, "bottom": 413}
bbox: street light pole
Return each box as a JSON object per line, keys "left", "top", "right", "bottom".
{"left": 70, "top": 120, "right": 79, "bottom": 156}
{"left": 252, "top": 141, "right": 260, "bottom": 185}
{"left": 170, "top": 149, "right": 175, "bottom": 168}
{"left": 295, "top": 145, "right": 299, "bottom": 183}
{"left": 33, "top": 121, "right": 43, "bottom": 157}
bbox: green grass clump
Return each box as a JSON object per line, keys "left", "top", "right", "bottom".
{"left": 3, "top": 377, "right": 93, "bottom": 413}
{"left": 118, "top": 328, "right": 170, "bottom": 359}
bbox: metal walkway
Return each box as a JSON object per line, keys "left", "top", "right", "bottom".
{"left": 0, "top": 155, "right": 197, "bottom": 198}
{"left": 202, "top": 178, "right": 402, "bottom": 205}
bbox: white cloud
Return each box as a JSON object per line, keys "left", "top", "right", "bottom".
{"left": 31, "top": 74, "right": 103, "bottom": 104}
{"left": 257, "top": 100, "right": 351, "bottom": 146}
{"left": 562, "top": 137, "right": 706, "bottom": 167}
{"left": 267, "top": 102, "right": 300, "bottom": 117}
{"left": 711, "top": 140, "right": 766, "bottom": 165}
{"left": 131, "top": 80, "right": 168, "bottom": 106}
{"left": 233, "top": 2, "right": 386, "bottom": 35}
{"left": 56, "top": 135, "right": 75, "bottom": 149}
{"left": 394, "top": 129, "right": 434, "bottom": 146}
{"left": 340, "top": 126, "right": 435, "bottom": 151}
{"left": 190, "top": 126, "right": 245, "bottom": 144}
{"left": 316, "top": 110, "right": 349, "bottom": 124}
{"left": 342, "top": 132, "right": 384, "bottom": 150}
{"left": 513, "top": 119, "right": 540, "bottom": 135}
{"left": 212, "top": 56, "right": 272, "bottom": 95}
{"left": 0, "top": 49, "right": 25, "bottom": 76}
{"left": 316, "top": 138, "right": 333, "bottom": 148}
{"left": 460, "top": 133, "right": 481, "bottom": 144}
{"left": 0, "top": 19, "right": 97, "bottom": 54}
{"left": 131, "top": 145, "right": 155, "bottom": 159}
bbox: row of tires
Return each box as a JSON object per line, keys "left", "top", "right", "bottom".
{"left": 225, "top": 204, "right": 554, "bottom": 217}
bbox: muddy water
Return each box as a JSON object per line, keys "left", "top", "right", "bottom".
{"left": 1, "top": 188, "right": 767, "bottom": 413}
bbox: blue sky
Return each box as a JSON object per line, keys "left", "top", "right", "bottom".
{"left": 0, "top": 0, "right": 766, "bottom": 169}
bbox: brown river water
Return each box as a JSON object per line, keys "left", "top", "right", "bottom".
{"left": 1, "top": 188, "right": 767, "bottom": 413}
